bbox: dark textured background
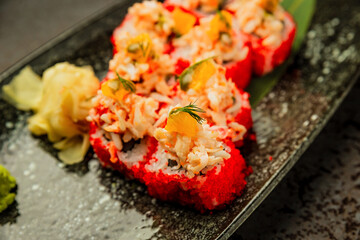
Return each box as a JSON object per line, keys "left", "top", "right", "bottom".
{"left": 0, "top": 0, "right": 359, "bottom": 239}
{"left": 233, "top": 80, "right": 360, "bottom": 240}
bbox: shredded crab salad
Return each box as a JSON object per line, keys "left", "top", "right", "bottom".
{"left": 113, "top": 1, "right": 175, "bottom": 46}
{"left": 172, "top": 10, "right": 249, "bottom": 64}
{"left": 227, "top": 0, "right": 286, "bottom": 47}
{"left": 175, "top": 58, "right": 248, "bottom": 142}
{"left": 87, "top": 74, "right": 160, "bottom": 146}
{"left": 154, "top": 103, "right": 231, "bottom": 177}
{"left": 109, "top": 33, "right": 176, "bottom": 96}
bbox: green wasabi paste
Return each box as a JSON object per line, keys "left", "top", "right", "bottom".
{"left": 0, "top": 164, "right": 16, "bottom": 213}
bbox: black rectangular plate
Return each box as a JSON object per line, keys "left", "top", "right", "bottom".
{"left": 1, "top": 0, "right": 360, "bottom": 239}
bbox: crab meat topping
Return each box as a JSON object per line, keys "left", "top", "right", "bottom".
{"left": 172, "top": 13, "right": 248, "bottom": 64}
{"left": 109, "top": 33, "right": 175, "bottom": 96}
{"left": 227, "top": 0, "right": 285, "bottom": 47}
{"left": 114, "top": 0, "right": 175, "bottom": 46}
{"left": 154, "top": 121, "right": 230, "bottom": 177}
{"left": 88, "top": 88, "right": 160, "bottom": 148}
{"left": 176, "top": 59, "right": 247, "bottom": 141}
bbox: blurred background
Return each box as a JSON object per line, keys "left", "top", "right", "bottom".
{"left": 0, "top": 0, "right": 117, "bottom": 73}
{"left": 1, "top": 0, "right": 359, "bottom": 239}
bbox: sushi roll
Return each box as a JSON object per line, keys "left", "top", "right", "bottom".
{"left": 226, "top": 0, "right": 296, "bottom": 75}
{"left": 175, "top": 58, "right": 253, "bottom": 146}
{"left": 88, "top": 73, "right": 163, "bottom": 180}
{"left": 111, "top": 1, "right": 175, "bottom": 55}
{"left": 108, "top": 33, "right": 177, "bottom": 96}
{"left": 143, "top": 103, "right": 250, "bottom": 211}
{"left": 171, "top": 10, "right": 252, "bottom": 89}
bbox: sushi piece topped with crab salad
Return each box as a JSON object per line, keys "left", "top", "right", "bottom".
{"left": 108, "top": 1, "right": 177, "bottom": 97}
{"left": 88, "top": 73, "right": 162, "bottom": 179}
{"left": 225, "top": 0, "right": 296, "bottom": 75}
{"left": 171, "top": 9, "right": 252, "bottom": 89}
{"left": 173, "top": 58, "right": 253, "bottom": 146}
{"left": 107, "top": 32, "right": 177, "bottom": 97}
{"left": 143, "top": 103, "right": 250, "bottom": 211}
{"left": 112, "top": 0, "right": 175, "bottom": 54}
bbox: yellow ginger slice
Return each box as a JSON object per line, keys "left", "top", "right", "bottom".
{"left": 2, "top": 62, "right": 99, "bottom": 164}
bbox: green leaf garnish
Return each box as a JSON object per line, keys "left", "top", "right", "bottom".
{"left": 246, "top": 0, "right": 316, "bottom": 106}
{"left": 169, "top": 102, "right": 206, "bottom": 124}
{"left": 115, "top": 71, "right": 135, "bottom": 93}
{"left": 178, "top": 57, "right": 214, "bottom": 91}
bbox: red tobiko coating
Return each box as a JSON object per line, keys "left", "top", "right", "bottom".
{"left": 234, "top": 90, "right": 253, "bottom": 131}
{"left": 163, "top": 41, "right": 175, "bottom": 55}
{"left": 251, "top": 12, "right": 296, "bottom": 76}
{"left": 89, "top": 122, "right": 157, "bottom": 181}
{"left": 272, "top": 14, "right": 296, "bottom": 69}
{"left": 225, "top": 43, "right": 253, "bottom": 90}
{"left": 232, "top": 90, "right": 253, "bottom": 148}
{"left": 142, "top": 140, "right": 250, "bottom": 212}
{"left": 174, "top": 58, "right": 191, "bottom": 76}
{"left": 90, "top": 122, "right": 251, "bottom": 212}
{"left": 110, "top": 34, "right": 117, "bottom": 56}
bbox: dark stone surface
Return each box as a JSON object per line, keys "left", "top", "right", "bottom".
{"left": 232, "top": 80, "right": 360, "bottom": 240}
{"left": 0, "top": 0, "right": 359, "bottom": 239}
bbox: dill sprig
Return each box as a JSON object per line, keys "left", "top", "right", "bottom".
{"left": 115, "top": 71, "right": 135, "bottom": 93}
{"left": 170, "top": 102, "right": 206, "bottom": 124}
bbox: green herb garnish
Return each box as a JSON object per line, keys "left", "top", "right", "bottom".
{"left": 169, "top": 102, "right": 206, "bottom": 124}
{"left": 178, "top": 57, "right": 215, "bottom": 91}
{"left": 115, "top": 71, "right": 135, "bottom": 93}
